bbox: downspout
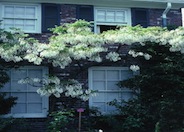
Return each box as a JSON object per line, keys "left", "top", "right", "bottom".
{"left": 162, "top": 2, "right": 172, "bottom": 27}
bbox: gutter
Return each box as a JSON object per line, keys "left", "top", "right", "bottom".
{"left": 162, "top": 2, "right": 172, "bottom": 27}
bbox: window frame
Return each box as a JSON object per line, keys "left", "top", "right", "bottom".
{"left": 182, "top": 8, "right": 184, "bottom": 27}
{"left": 88, "top": 67, "right": 135, "bottom": 114}
{"left": 1, "top": 66, "right": 49, "bottom": 118}
{"left": 94, "top": 7, "right": 132, "bottom": 33}
{"left": 0, "top": 2, "right": 41, "bottom": 33}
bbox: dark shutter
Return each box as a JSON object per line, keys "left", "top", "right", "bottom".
{"left": 42, "top": 4, "right": 60, "bottom": 32}
{"left": 76, "top": 5, "right": 94, "bottom": 22}
{"left": 132, "top": 8, "right": 149, "bottom": 27}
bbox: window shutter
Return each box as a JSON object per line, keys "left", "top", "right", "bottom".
{"left": 76, "top": 5, "right": 94, "bottom": 22}
{"left": 42, "top": 4, "right": 60, "bottom": 32}
{"left": 132, "top": 8, "right": 149, "bottom": 27}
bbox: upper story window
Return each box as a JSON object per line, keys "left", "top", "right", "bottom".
{"left": 94, "top": 7, "right": 131, "bottom": 33}
{"left": 0, "top": 3, "right": 41, "bottom": 33}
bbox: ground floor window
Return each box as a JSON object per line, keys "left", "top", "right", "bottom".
{"left": 88, "top": 67, "right": 134, "bottom": 114}
{"left": 0, "top": 66, "right": 48, "bottom": 118}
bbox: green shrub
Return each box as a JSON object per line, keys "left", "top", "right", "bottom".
{"left": 0, "top": 67, "right": 17, "bottom": 131}
{"left": 48, "top": 110, "right": 74, "bottom": 132}
{"left": 114, "top": 42, "right": 184, "bottom": 132}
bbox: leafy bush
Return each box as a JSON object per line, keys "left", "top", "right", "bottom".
{"left": 0, "top": 67, "right": 17, "bottom": 131}
{"left": 114, "top": 42, "right": 184, "bottom": 132}
{"left": 48, "top": 110, "right": 74, "bottom": 132}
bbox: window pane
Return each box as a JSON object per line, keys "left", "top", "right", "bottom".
{"left": 4, "top": 6, "right": 14, "bottom": 17}
{"left": 12, "top": 103, "right": 26, "bottom": 113}
{"left": 93, "top": 70, "right": 105, "bottom": 80}
{"left": 107, "top": 70, "right": 119, "bottom": 80}
{"left": 121, "top": 70, "right": 133, "bottom": 80}
{"left": 106, "top": 11, "right": 115, "bottom": 22}
{"left": 14, "top": 6, "right": 25, "bottom": 18}
{"left": 27, "top": 104, "right": 42, "bottom": 113}
{"left": 93, "top": 81, "right": 105, "bottom": 90}
{"left": 28, "top": 69, "right": 42, "bottom": 78}
{"left": 27, "top": 93, "right": 42, "bottom": 102}
{"left": 106, "top": 92, "right": 120, "bottom": 102}
{"left": 1, "top": 82, "right": 11, "bottom": 92}
{"left": 27, "top": 85, "right": 38, "bottom": 92}
{"left": 107, "top": 81, "right": 119, "bottom": 90}
{"left": 26, "top": 7, "right": 36, "bottom": 18}
{"left": 25, "top": 20, "right": 35, "bottom": 30}
{"left": 92, "top": 92, "right": 105, "bottom": 102}
{"left": 4, "top": 19, "right": 14, "bottom": 29}
{"left": 12, "top": 69, "right": 27, "bottom": 80}
{"left": 92, "top": 102, "right": 106, "bottom": 112}
{"left": 11, "top": 80, "right": 27, "bottom": 92}
{"left": 116, "top": 11, "right": 125, "bottom": 22}
{"left": 96, "top": 10, "right": 106, "bottom": 21}
{"left": 12, "top": 93, "right": 26, "bottom": 103}
{"left": 107, "top": 105, "right": 117, "bottom": 113}
{"left": 14, "top": 19, "right": 24, "bottom": 30}
{"left": 121, "top": 91, "right": 134, "bottom": 101}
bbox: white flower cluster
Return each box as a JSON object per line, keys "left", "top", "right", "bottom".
{"left": 128, "top": 50, "right": 152, "bottom": 60}
{"left": 18, "top": 76, "right": 95, "bottom": 101}
{"left": 130, "top": 65, "right": 140, "bottom": 72}
{"left": 106, "top": 52, "right": 121, "bottom": 62}
{"left": 3, "top": 21, "right": 184, "bottom": 100}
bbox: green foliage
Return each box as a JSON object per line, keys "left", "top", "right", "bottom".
{"left": 0, "top": 67, "right": 17, "bottom": 115}
{"left": 48, "top": 110, "right": 74, "bottom": 132}
{"left": 0, "top": 93, "right": 17, "bottom": 115}
{"left": 116, "top": 42, "right": 184, "bottom": 132}
{"left": 0, "top": 68, "right": 17, "bottom": 131}
{"left": 51, "top": 20, "right": 93, "bottom": 35}
{"left": 0, "top": 118, "right": 15, "bottom": 131}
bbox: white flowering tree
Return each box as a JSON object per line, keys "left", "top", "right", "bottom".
{"left": 1, "top": 20, "right": 184, "bottom": 102}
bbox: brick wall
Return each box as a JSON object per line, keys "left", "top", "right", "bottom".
{"left": 60, "top": 4, "right": 77, "bottom": 24}
{"left": 6, "top": 118, "right": 47, "bottom": 132}
{"left": 149, "top": 9, "right": 182, "bottom": 27}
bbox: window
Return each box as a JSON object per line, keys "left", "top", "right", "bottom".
{"left": 182, "top": 8, "right": 184, "bottom": 27}
{"left": 94, "top": 7, "right": 131, "bottom": 33}
{"left": 0, "top": 66, "right": 48, "bottom": 118}
{"left": 89, "top": 67, "right": 134, "bottom": 114}
{"left": 0, "top": 3, "right": 41, "bottom": 33}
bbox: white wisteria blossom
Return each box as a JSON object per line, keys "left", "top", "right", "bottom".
{"left": 128, "top": 50, "right": 152, "bottom": 60}
{"left": 130, "top": 65, "right": 140, "bottom": 72}
{"left": 106, "top": 52, "right": 121, "bottom": 62}
{"left": 144, "top": 53, "right": 152, "bottom": 60}
{"left": 18, "top": 76, "right": 96, "bottom": 101}
{"left": 2, "top": 20, "right": 184, "bottom": 100}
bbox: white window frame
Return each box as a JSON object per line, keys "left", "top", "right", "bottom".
{"left": 88, "top": 67, "right": 135, "bottom": 114}
{"left": 1, "top": 66, "right": 48, "bottom": 118}
{"left": 0, "top": 2, "right": 41, "bottom": 33}
{"left": 182, "top": 8, "right": 184, "bottom": 27}
{"left": 94, "top": 7, "right": 132, "bottom": 33}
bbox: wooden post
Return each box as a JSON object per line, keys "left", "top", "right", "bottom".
{"left": 77, "top": 108, "right": 84, "bottom": 132}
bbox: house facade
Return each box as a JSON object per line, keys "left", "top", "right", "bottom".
{"left": 0, "top": 0, "right": 184, "bottom": 131}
